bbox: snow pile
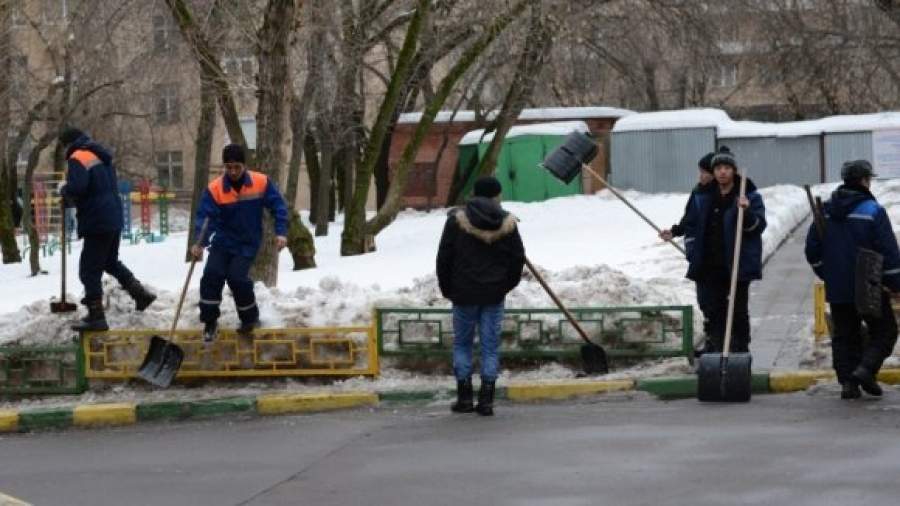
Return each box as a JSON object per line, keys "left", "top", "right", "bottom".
{"left": 0, "top": 186, "right": 809, "bottom": 348}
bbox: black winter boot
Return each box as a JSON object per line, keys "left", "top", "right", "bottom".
{"left": 852, "top": 366, "right": 883, "bottom": 396}
{"left": 125, "top": 280, "right": 157, "bottom": 311}
{"left": 841, "top": 381, "right": 861, "bottom": 400}
{"left": 451, "top": 379, "right": 474, "bottom": 413}
{"left": 71, "top": 300, "right": 109, "bottom": 332}
{"left": 237, "top": 319, "right": 261, "bottom": 335}
{"left": 475, "top": 380, "right": 496, "bottom": 416}
{"left": 202, "top": 320, "right": 218, "bottom": 343}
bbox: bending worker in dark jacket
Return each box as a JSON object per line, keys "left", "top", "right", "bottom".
{"left": 191, "top": 144, "right": 288, "bottom": 341}
{"left": 59, "top": 127, "right": 157, "bottom": 331}
{"left": 436, "top": 176, "right": 525, "bottom": 416}
{"left": 805, "top": 160, "right": 900, "bottom": 399}
{"left": 660, "top": 151, "right": 715, "bottom": 354}
{"left": 680, "top": 147, "right": 766, "bottom": 354}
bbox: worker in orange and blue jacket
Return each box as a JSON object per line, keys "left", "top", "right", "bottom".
{"left": 191, "top": 144, "right": 288, "bottom": 341}
{"left": 59, "top": 127, "right": 157, "bottom": 332}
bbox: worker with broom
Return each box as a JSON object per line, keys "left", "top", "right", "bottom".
{"left": 59, "top": 127, "right": 157, "bottom": 331}
{"left": 191, "top": 143, "right": 288, "bottom": 342}
{"left": 679, "top": 146, "right": 766, "bottom": 355}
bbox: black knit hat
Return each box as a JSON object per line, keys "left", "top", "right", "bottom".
{"left": 841, "top": 159, "right": 876, "bottom": 182}
{"left": 473, "top": 176, "right": 502, "bottom": 198}
{"left": 58, "top": 127, "right": 85, "bottom": 146}
{"left": 710, "top": 146, "right": 737, "bottom": 170}
{"left": 222, "top": 143, "right": 246, "bottom": 164}
{"left": 698, "top": 152, "right": 715, "bottom": 173}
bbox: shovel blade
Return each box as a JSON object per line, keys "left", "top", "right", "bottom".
{"left": 50, "top": 301, "right": 77, "bottom": 313}
{"left": 696, "top": 352, "right": 752, "bottom": 402}
{"left": 580, "top": 343, "right": 609, "bottom": 375}
{"left": 541, "top": 131, "right": 599, "bottom": 184}
{"left": 137, "top": 335, "right": 184, "bottom": 388}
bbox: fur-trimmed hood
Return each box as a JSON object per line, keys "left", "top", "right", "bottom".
{"left": 452, "top": 197, "right": 518, "bottom": 244}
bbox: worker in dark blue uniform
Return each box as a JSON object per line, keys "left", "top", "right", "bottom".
{"left": 805, "top": 160, "right": 900, "bottom": 399}
{"left": 192, "top": 144, "right": 288, "bottom": 341}
{"left": 59, "top": 127, "right": 156, "bottom": 331}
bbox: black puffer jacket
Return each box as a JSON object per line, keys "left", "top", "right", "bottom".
{"left": 436, "top": 197, "right": 525, "bottom": 305}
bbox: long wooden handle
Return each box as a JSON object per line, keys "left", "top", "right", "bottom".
{"left": 722, "top": 175, "right": 749, "bottom": 358}
{"left": 168, "top": 218, "right": 209, "bottom": 340}
{"left": 523, "top": 256, "right": 596, "bottom": 347}
{"left": 59, "top": 199, "right": 67, "bottom": 300}
{"left": 803, "top": 185, "right": 825, "bottom": 240}
{"left": 581, "top": 164, "right": 687, "bottom": 257}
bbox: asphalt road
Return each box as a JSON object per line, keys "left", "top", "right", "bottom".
{"left": 3, "top": 386, "right": 900, "bottom": 506}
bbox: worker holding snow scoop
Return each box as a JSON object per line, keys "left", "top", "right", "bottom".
{"left": 436, "top": 176, "right": 525, "bottom": 416}
{"left": 679, "top": 146, "right": 766, "bottom": 356}
{"left": 191, "top": 144, "right": 288, "bottom": 342}
{"left": 58, "top": 127, "right": 157, "bottom": 331}
{"left": 660, "top": 151, "right": 716, "bottom": 356}
{"left": 805, "top": 160, "right": 900, "bottom": 400}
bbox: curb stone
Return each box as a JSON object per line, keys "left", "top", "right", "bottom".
{"left": 2, "top": 368, "right": 899, "bottom": 434}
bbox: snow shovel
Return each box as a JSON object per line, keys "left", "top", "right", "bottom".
{"left": 137, "top": 218, "right": 208, "bottom": 387}
{"left": 523, "top": 256, "right": 609, "bottom": 375}
{"left": 50, "top": 198, "right": 77, "bottom": 313}
{"left": 541, "top": 131, "right": 686, "bottom": 257}
{"left": 696, "top": 174, "right": 752, "bottom": 402}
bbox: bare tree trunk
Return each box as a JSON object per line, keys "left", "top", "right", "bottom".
{"left": 186, "top": 77, "right": 216, "bottom": 261}
{"left": 285, "top": 90, "right": 316, "bottom": 270}
{"left": 475, "top": 3, "right": 553, "bottom": 180}
{"left": 250, "top": 0, "right": 297, "bottom": 287}
{"left": 303, "top": 131, "right": 321, "bottom": 223}
{"left": 340, "top": 0, "right": 430, "bottom": 255}
{"left": 361, "top": 2, "right": 527, "bottom": 244}
{"left": 23, "top": 133, "right": 54, "bottom": 276}
{"left": 165, "top": 0, "right": 248, "bottom": 151}
{"left": 313, "top": 116, "right": 333, "bottom": 236}
{"left": 0, "top": 4, "right": 20, "bottom": 264}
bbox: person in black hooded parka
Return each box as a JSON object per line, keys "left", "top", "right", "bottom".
{"left": 805, "top": 160, "right": 900, "bottom": 399}
{"left": 436, "top": 176, "right": 525, "bottom": 416}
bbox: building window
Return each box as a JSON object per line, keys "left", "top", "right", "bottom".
{"left": 155, "top": 151, "right": 183, "bottom": 189}
{"left": 154, "top": 84, "right": 179, "bottom": 124}
{"left": 714, "top": 63, "right": 738, "bottom": 88}
{"left": 153, "top": 15, "right": 175, "bottom": 53}
{"left": 222, "top": 51, "right": 256, "bottom": 88}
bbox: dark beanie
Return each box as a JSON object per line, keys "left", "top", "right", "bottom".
{"left": 58, "top": 127, "right": 84, "bottom": 146}
{"left": 473, "top": 176, "right": 502, "bottom": 198}
{"left": 698, "top": 152, "right": 715, "bottom": 173}
{"left": 710, "top": 145, "right": 737, "bottom": 170}
{"left": 222, "top": 143, "right": 246, "bottom": 164}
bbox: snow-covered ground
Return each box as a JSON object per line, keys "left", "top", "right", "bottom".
{"left": 0, "top": 184, "right": 809, "bottom": 345}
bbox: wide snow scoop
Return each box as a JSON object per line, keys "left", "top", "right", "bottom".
{"left": 523, "top": 257, "right": 608, "bottom": 375}
{"left": 696, "top": 173, "right": 752, "bottom": 402}
{"left": 50, "top": 198, "right": 77, "bottom": 313}
{"left": 541, "top": 131, "right": 686, "bottom": 257}
{"left": 137, "top": 219, "right": 208, "bottom": 387}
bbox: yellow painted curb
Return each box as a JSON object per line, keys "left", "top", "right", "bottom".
{"left": 73, "top": 403, "right": 136, "bottom": 428}
{"left": 505, "top": 379, "right": 635, "bottom": 402}
{"left": 877, "top": 368, "right": 900, "bottom": 384}
{"left": 769, "top": 370, "right": 835, "bottom": 392}
{"left": 0, "top": 491, "right": 32, "bottom": 506}
{"left": 257, "top": 392, "right": 378, "bottom": 415}
{"left": 0, "top": 410, "right": 18, "bottom": 433}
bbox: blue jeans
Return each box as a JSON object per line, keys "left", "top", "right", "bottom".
{"left": 452, "top": 303, "right": 504, "bottom": 382}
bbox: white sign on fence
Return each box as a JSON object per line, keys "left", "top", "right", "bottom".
{"left": 873, "top": 129, "right": 900, "bottom": 178}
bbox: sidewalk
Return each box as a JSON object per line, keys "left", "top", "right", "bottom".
{"left": 750, "top": 216, "right": 814, "bottom": 369}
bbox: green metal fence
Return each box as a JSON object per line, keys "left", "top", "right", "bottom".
{"left": 0, "top": 343, "right": 87, "bottom": 396}
{"left": 375, "top": 306, "right": 693, "bottom": 359}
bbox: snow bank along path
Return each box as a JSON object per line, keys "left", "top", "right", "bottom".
{"left": 0, "top": 185, "right": 809, "bottom": 347}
